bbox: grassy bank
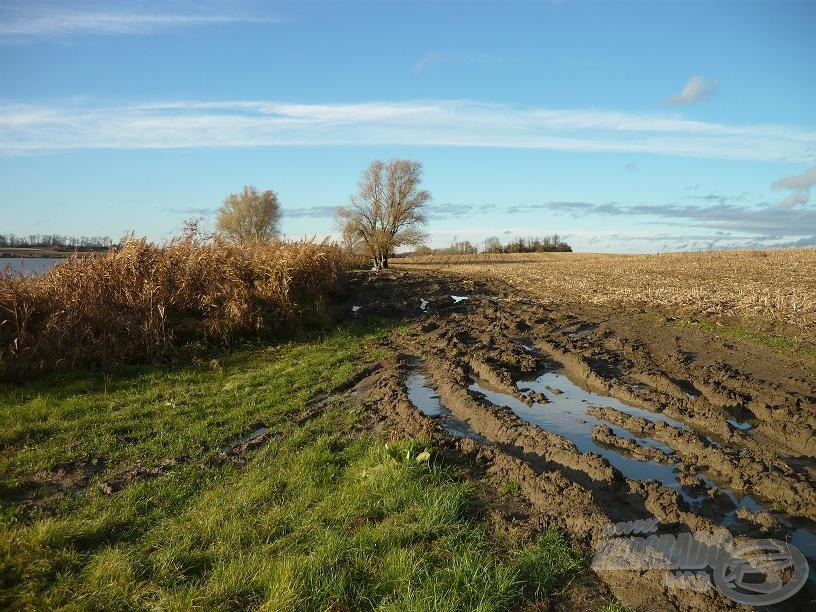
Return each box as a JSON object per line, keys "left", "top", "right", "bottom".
{"left": 0, "top": 322, "right": 585, "bottom": 610}
{"left": 0, "top": 235, "right": 346, "bottom": 380}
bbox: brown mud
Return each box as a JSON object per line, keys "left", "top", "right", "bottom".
{"left": 343, "top": 268, "right": 816, "bottom": 611}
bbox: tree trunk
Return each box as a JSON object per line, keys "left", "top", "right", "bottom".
{"left": 382, "top": 253, "right": 389, "bottom": 268}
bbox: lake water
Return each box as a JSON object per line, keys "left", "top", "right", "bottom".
{"left": 1, "top": 257, "right": 63, "bottom": 276}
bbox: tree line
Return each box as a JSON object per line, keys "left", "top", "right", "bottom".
{"left": 0, "top": 234, "right": 115, "bottom": 250}
{"left": 409, "top": 234, "right": 572, "bottom": 257}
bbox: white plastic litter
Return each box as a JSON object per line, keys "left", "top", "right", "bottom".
{"left": 451, "top": 295, "right": 469, "bottom": 303}
{"left": 419, "top": 299, "right": 429, "bottom": 311}
{"left": 351, "top": 306, "right": 361, "bottom": 313}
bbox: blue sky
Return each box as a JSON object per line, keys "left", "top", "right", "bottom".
{"left": 1, "top": 0, "right": 815, "bottom": 252}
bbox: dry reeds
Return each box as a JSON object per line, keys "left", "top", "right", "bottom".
{"left": 0, "top": 235, "right": 346, "bottom": 379}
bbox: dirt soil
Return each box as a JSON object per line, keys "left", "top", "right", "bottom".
{"left": 340, "top": 268, "right": 816, "bottom": 611}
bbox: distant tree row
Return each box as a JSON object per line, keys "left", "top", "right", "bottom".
{"left": 0, "top": 234, "right": 115, "bottom": 250}
{"left": 408, "top": 234, "right": 572, "bottom": 257}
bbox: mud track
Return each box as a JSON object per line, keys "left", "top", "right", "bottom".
{"left": 345, "top": 269, "right": 816, "bottom": 611}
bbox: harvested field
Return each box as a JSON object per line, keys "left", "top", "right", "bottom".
{"left": 395, "top": 249, "right": 816, "bottom": 343}
{"left": 344, "top": 267, "right": 816, "bottom": 610}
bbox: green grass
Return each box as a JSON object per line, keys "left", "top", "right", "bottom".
{"left": 675, "top": 317, "right": 816, "bottom": 360}
{"left": 498, "top": 481, "right": 521, "bottom": 496}
{"left": 637, "top": 310, "right": 816, "bottom": 360}
{"left": 0, "top": 321, "right": 585, "bottom": 610}
{"left": 598, "top": 600, "right": 634, "bottom": 612}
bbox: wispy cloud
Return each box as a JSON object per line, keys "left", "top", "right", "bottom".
{"left": 431, "top": 198, "right": 816, "bottom": 238}
{"left": 771, "top": 164, "right": 816, "bottom": 208}
{"left": 1, "top": 99, "right": 814, "bottom": 162}
{"left": 0, "top": 3, "right": 272, "bottom": 41}
{"left": 413, "top": 52, "right": 450, "bottom": 75}
{"left": 666, "top": 75, "right": 719, "bottom": 105}
{"left": 426, "top": 199, "right": 816, "bottom": 252}
{"left": 283, "top": 205, "right": 337, "bottom": 219}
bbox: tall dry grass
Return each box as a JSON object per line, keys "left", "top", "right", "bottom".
{"left": 0, "top": 235, "right": 346, "bottom": 379}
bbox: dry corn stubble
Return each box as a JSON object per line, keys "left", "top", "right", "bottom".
{"left": 396, "top": 249, "right": 816, "bottom": 339}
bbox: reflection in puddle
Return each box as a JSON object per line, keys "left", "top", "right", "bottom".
{"left": 403, "top": 351, "right": 816, "bottom": 564}
{"left": 724, "top": 405, "right": 759, "bottom": 432}
{"left": 471, "top": 365, "right": 816, "bottom": 561}
{"left": 469, "top": 373, "right": 690, "bottom": 498}
{"left": 221, "top": 426, "right": 269, "bottom": 454}
{"left": 405, "top": 368, "right": 486, "bottom": 441}
{"left": 726, "top": 419, "right": 753, "bottom": 431}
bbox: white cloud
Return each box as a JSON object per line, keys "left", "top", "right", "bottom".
{"left": 771, "top": 164, "right": 816, "bottom": 208}
{"left": 666, "top": 75, "right": 719, "bottom": 105}
{"left": 413, "top": 52, "right": 450, "bottom": 75}
{"left": 0, "top": 5, "right": 272, "bottom": 41}
{"left": 0, "top": 99, "right": 814, "bottom": 162}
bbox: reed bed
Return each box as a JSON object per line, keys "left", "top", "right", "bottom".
{"left": 397, "top": 248, "right": 816, "bottom": 340}
{"left": 0, "top": 236, "right": 346, "bottom": 379}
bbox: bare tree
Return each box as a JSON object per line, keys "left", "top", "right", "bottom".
{"left": 216, "top": 186, "right": 281, "bottom": 244}
{"left": 335, "top": 159, "right": 430, "bottom": 268}
{"left": 339, "top": 221, "right": 364, "bottom": 255}
{"left": 483, "top": 236, "right": 503, "bottom": 254}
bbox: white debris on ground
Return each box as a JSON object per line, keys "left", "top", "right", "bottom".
{"left": 451, "top": 295, "right": 469, "bottom": 303}
{"left": 420, "top": 299, "right": 429, "bottom": 311}
{"left": 351, "top": 306, "right": 361, "bottom": 313}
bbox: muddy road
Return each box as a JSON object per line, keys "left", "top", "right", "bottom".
{"left": 343, "top": 269, "right": 816, "bottom": 611}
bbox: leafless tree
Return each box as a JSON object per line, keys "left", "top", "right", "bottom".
{"left": 483, "top": 236, "right": 503, "bottom": 254}
{"left": 335, "top": 159, "right": 430, "bottom": 269}
{"left": 216, "top": 186, "right": 281, "bottom": 244}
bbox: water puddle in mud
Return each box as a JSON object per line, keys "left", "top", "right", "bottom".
{"left": 468, "top": 373, "right": 691, "bottom": 497}
{"left": 403, "top": 347, "right": 816, "bottom": 563}
{"left": 221, "top": 425, "right": 269, "bottom": 454}
{"left": 470, "top": 354, "right": 816, "bottom": 561}
{"left": 556, "top": 323, "right": 596, "bottom": 340}
{"left": 726, "top": 419, "right": 753, "bottom": 431}
{"left": 405, "top": 366, "right": 486, "bottom": 441}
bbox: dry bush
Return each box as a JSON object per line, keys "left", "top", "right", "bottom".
{"left": 0, "top": 235, "right": 346, "bottom": 379}
{"left": 397, "top": 248, "right": 816, "bottom": 340}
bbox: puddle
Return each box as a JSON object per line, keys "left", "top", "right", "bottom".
{"left": 791, "top": 526, "right": 816, "bottom": 565}
{"left": 556, "top": 323, "right": 596, "bottom": 340}
{"left": 704, "top": 436, "right": 722, "bottom": 448}
{"left": 468, "top": 373, "right": 692, "bottom": 498}
{"left": 726, "top": 419, "right": 753, "bottom": 431}
{"left": 404, "top": 341, "right": 816, "bottom": 565}
{"left": 511, "top": 337, "right": 536, "bottom": 353}
{"left": 405, "top": 365, "right": 485, "bottom": 441}
{"left": 470, "top": 365, "right": 816, "bottom": 563}
{"left": 724, "top": 405, "right": 758, "bottom": 431}
{"left": 469, "top": 364, "right": 816, "bottom": 548}
{"left": 221, "top": 426, "right": 269, "bottom": 454}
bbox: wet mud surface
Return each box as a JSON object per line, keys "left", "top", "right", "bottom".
{"left": 345, "top": 269, "right": 816, "bottom": 611}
